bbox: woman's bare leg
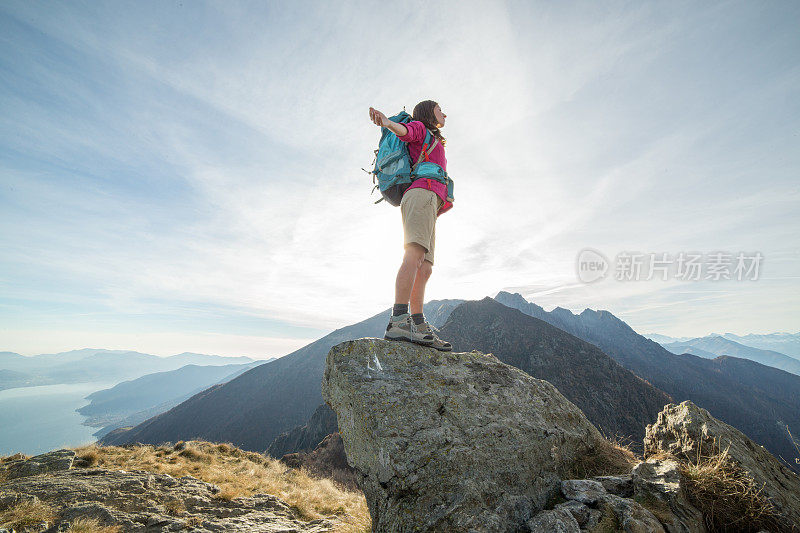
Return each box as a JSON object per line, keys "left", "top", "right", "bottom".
{"left": 395, "top": 244, "right": 426, "bottom": 307}
{"left": 409, "top": 260, "right": 433, "bottom": 315}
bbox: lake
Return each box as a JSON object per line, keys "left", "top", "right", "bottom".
{"left": 0, "top": 381, "right": 117, "bottom": 456}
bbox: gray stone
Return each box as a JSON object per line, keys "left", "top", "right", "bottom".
{"left": 3, "top": 449, "right": 75, "bottom": 480}
{"left": 321, "top": 338, "right": 608, "bottom": 532}
{"left": 561, "top": 479, "right": 607, "bottom": 505}
{"left": 599, "top": 493, "right": 667, "bottom": 533}
{"left": 59, "top": 502, "right": 116, "bottom": 525}
{"left": 583, "top": 507, "right": 603, "bottom": 530}
{"left": 554, "top": 500, "right": 592, "bottom": 527}
{"left": 631, "top": 458, "right": 706, "bottom": 533}
{"left": 593, "top": 474, "right": 634, "bottom": 497}
{"left": 645, "top": 400, "right": 800, "bottom": 529}
{"left": 526, "top": 507, "right": 580, "bottom": 532}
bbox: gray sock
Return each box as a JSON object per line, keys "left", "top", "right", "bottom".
{"left": 411, "top": 313, "right": 425, "bottom": 325}
{"left": 392, "top": 304, "right": 409, "bottom": 316}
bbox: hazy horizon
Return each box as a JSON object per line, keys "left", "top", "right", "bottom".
{"left": 4, "top": 293, "right": 798, "bottom": 358}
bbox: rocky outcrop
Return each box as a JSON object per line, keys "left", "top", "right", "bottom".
{"left": 645, "top": 400, "right": 800, "bottom": 529}
{"left": 267, "top": 403, "right": 338, "bottom": 458}
{"left": 554, "top": 477, "right": 666, "bottom": 532}
{"left": 322, "top": 338, "right": 609, "bottom": 531}
{"left": 2, "top": 450, "right": 75, "bottom": 480}
{"left": 322, "top": 338, "right": 800, "bottom": 532}
{"left": 0, "top": 468, "right": 333, "bottom": 532}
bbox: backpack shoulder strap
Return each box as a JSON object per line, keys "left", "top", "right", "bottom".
{"left": 412, "top": 129, "right": 439, "bottom": 170}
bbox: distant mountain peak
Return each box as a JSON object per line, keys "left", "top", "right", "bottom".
{"left": 493, "top": 291, "right": 528, "bottom": 304}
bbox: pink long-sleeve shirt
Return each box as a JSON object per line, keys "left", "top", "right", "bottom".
{"left": 397, "top": 120, "right": 453, "bottom": 216}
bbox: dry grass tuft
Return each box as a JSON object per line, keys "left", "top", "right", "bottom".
{"left": 328, "top": 511, "right": 372, "bottom": 533}
{"left": 214, "top": 485, "right": 245, "bottom": 501}
{"left": 185, "top": 515, "right": 204, "bottom": 528}
{"left": 677, "top": 437, "right": 790, "bottom": 533}
{"left": 563, "top": 434, "right": 641, "bottom": 480}
{"left": 66, "top": 517, "right": 123, "bottom": 532}
{"left": 76, "top": 446, "right": 101, "bottom": 467}
{"left": 70, "top": 440, "right": 370, "bottom": 532}
{"left": 644, "top": 449, "right": 678, "bottom": 463}
{"left": 215, "top": 442, "right": 234, "bottom": 454}
{"left": 0, "top": 499, "right": 57, "bottom": 529}
{"left": 163, "top": 498, "right": 186, "bottom": 516}
{"left": 177, "top": 446, "right": 212, "bottom": 463}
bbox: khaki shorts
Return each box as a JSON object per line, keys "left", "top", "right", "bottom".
{"left": 400, "top": 188, "right": 443, "bottom": 265}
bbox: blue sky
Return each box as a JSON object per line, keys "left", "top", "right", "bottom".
{"left": 1, "top": 1, "right": 798, "bottom": 358}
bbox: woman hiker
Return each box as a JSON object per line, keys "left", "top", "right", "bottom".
{"left": 368, "top": 100, "right": 453, "bottom": 352}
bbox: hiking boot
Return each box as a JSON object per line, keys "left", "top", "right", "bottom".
{"left": 416, "top": 321, "right": 452, "bottom": 352}
{"left": 384, "top": 313, "right": 434, "bottom": 346}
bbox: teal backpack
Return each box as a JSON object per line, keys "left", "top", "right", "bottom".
{"left": 367, "top": 110, "right": 454, "bottom": 206}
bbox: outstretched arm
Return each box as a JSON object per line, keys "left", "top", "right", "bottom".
{"left": 369, "top": 107, "right": 408, "bottom": 137}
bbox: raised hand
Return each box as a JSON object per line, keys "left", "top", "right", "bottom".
{"left": 369, "top": 107, "right": 388, "bottom": 128}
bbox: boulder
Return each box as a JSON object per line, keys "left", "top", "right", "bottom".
{"left": 645, "top": 400, "right": 800, "bottom": 528}
{"left": 2, "top": 449, "right": 75, "bottom": 480}
{"left": 525, "top": 507, "right": 580, "bottom": 532}
{"left": 553, "top": 500, "right": 598, "bottom": 529}
{"left": 593, "top": 474, "right": 633, "bottom": 497}
{"left": 561, "top": 479, "right": 606, "bottom": 505}
{"left": 599, "top": 493, "right": 667, "bottom": 532}
{"left": 631, "top": 458, "right": 706, "bottom": 533}
{"left": 321, "top": 338, "right": 608, "bottom": 532}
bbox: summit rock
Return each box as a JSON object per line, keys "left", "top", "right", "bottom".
{"left": 321, "top": 338, "right": 609, "bottom": 531}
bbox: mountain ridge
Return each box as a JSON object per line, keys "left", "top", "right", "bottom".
{"left": 103, "top": 298, "right": 671, "bottom": 457}
{"left": 663, "top": 336, "right": 800, "bottom": 375}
